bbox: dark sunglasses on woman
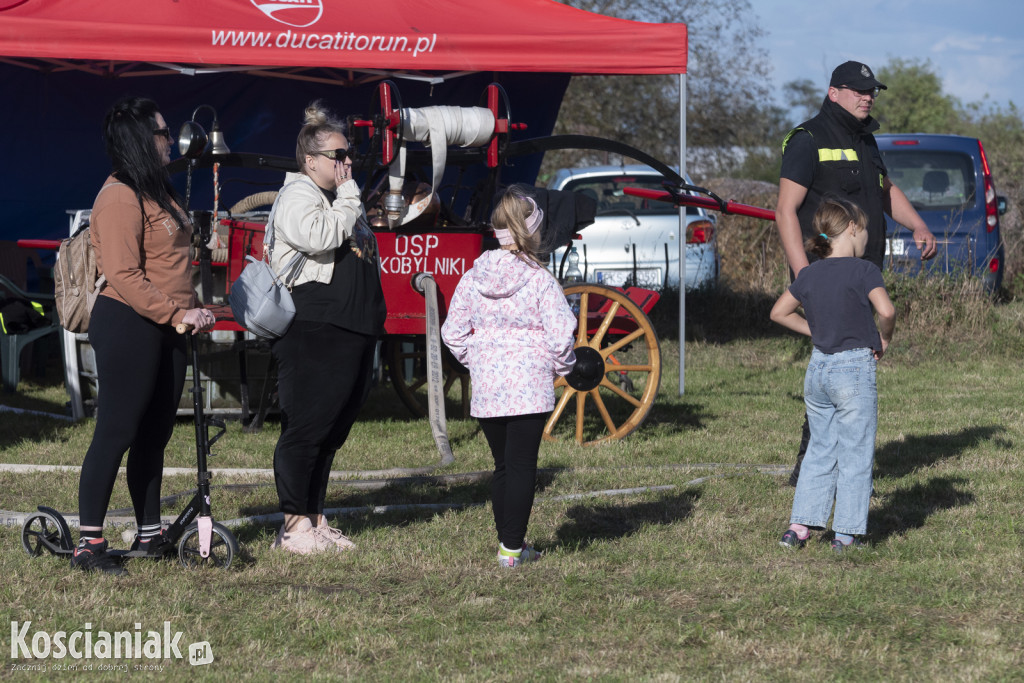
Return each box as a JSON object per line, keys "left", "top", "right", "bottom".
{"left": 315, "top": 148, "right": 349, "bottom": 162}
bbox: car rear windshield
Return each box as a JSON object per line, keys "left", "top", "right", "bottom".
{"left": 880, "top": 150, "right": 977, "bottom": 212}
{"left": 562, "top": 176, "right": 701, "bottom": 216}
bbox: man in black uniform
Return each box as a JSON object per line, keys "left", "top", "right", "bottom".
{"left": 777, "top": 60, "right": 937, "bottom": 485}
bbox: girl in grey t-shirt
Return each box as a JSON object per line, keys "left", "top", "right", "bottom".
{"left": 770, "top": 197, "right": 896, "bottom": 553}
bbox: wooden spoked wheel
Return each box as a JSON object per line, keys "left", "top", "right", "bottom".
{"left": 544, "top": 284, "right": 661, "bottom": 445}
{"left": 384, "top": 335, "right": 471, "bottom": 419}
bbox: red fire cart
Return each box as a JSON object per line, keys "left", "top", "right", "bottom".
{"left": 62, "top": 82, "right": 678, "bottom": 446}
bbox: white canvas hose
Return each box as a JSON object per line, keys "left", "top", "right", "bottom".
{"left": 2, "top": 465, "right": 790, "bottom": 531}
{"left": 413, "top": 272, "right": 456, "bottom": 467}
{"left": 386, "top": 106, "right": 495, "bottom": 227}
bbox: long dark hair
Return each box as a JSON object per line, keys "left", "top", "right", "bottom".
{"left": 102, "top": 96, "right": 186, "bottom": 229}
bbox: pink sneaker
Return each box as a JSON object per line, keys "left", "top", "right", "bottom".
{"left": 314, "top": 518, "right": 356, "bottom": 551}
{"left": 271, "top": 518, "right": 334, "bottom": 555}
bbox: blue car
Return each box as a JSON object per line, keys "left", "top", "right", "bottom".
{"left": 876, "top": 133, "right": 1007, "bottom": 290}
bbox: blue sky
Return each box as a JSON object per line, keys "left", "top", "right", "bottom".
{"left": 752, "top": 0, "right": 1022, "bottom": 112}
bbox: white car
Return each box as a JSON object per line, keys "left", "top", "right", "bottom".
{"left": 547, "top": 165, "right": 719, "bottom": 291}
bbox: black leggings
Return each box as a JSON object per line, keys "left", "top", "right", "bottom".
{"left": 479, "top": 413, "right": 548, "bottom": 549}
{"left": 272, "top": 321, "right": 377, "bottom": 516}
{"left": 78, "top": 297, "right": 186, "bottom": 529}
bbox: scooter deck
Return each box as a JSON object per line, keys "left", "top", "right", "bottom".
{"left": 37, "top": 546, "right": 174, "bottom": 560}
{"left": 111, "top": 547, "right": 177, "bottom": 561}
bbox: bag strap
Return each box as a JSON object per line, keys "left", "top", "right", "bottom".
{"left": 263, "top": 178, "right": 313, "bottom": 288}
{"left": 279, "top": 251, "right": 307, "bottom": 289}
{"left": 94, "top": 181, "right": 127, "bottom": 203}
{"left": 87, "top": 182, "right": 127, "bottom": 296}
{"left": 264, "top": 177, "right": 306, "bottom": 258}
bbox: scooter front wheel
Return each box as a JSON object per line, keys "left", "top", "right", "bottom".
{"left": 22, "top": 510, "right": 72, "bottom": 557}
{"left": 177, "top": 521, "right": 238, "bottom": 569}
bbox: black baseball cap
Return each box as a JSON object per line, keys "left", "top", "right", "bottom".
{"left": 829, "top": 61, "right": 887, "bottom": 91}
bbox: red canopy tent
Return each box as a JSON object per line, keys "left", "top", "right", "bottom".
{"left": 0, "top": 0, "right": 690, "bottom": 233}
{"left": 0, "top": 0, "right": 686, "bottom": 77}
{"left": 0, "top": 0, "right": 694, "bottom": 394}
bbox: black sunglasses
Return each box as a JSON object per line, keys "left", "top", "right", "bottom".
{"left": 314, "top": 148, "right": 350, "bottom": 162}
{"left": 839, "top": 86, "right": 880, "bottom": 98}
{"left": 153, "top": 127, "right": 172, "bottom": 140}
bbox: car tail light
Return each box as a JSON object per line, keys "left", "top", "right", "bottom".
{"left": 890, "top": 139, "right": 920, "bottom": 146}
{"left": 978, "top": 140, "right": 999, "bottom": 232}
{"left": 686, "top": 219, "right": 713, "bottom": 244}
{"left": 989, "top": 257, "right": 1000, "bottom": 274}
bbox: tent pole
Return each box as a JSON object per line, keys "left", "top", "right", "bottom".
{"left": 678, "top": 71, "right": 686, "bottom": 396}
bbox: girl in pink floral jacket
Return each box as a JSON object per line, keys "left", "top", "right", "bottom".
{"left": 442, "top": 186, "right": 576, "bottom": 568}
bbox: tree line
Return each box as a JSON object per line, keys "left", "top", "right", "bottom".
{"left": 541, "top": 0, "right": 1024, "bottom": 292}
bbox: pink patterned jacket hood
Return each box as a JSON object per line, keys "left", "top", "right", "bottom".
{"left": 441, "top": 249, "right": 577, "bottom": 418}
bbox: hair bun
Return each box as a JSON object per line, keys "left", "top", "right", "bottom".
{"left": 304, "top": 100, "right": 328, "bottom": 127}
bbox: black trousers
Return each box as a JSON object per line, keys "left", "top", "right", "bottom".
{"left": 479, "top": 413, "right": 548, "bottom": 549}
{"left": 272, "top": 320, "right": 376, "bottom": 516}
{"left": 79, "top": 297, "right": 186, "bottom": 529}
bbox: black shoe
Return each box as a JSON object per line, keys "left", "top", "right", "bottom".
{"left": 831, "top": 538, "right": 867, "bottom": 554}
{"left": 70, "top": 540, "right": 126, "bottom": 576}
{"left": 779, "top": 530, "right": 806, "bottom": 550}
{"left": 130, "top": 532, "right": 174, "bottom": 558}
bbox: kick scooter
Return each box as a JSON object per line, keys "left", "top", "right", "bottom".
{"left": 21, "top": 324, "right": 239, "bottom": 569}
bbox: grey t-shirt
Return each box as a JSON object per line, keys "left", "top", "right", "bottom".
{"left": 789, "top": 257, "right": 886, "bottom": 354}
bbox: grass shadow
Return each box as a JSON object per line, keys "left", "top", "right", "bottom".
{"left": 235, "top": 463, "right": 563, "bottom": 515}
{"left": 653, "top": 285, "right": 790, "bottom": 344}
{"left": 234, "top": 476, "right": 491, "bottom": 534}
{"left": 230, "top": 466, "right": 585, "bottom": 543}
{"left": 639, "top": 400, "right": 710, "bottom": 433}
{"left": 871, "top": 476, "right": 975, "bottom": 543}
{"left": 875, "top": 426, "right": 1007, "bottom": 479}
{"left": 551, "top": 488, "right": 701, "bottom": 552}
{"left": 0, "top": 411, "right": 77, "bottom": 450}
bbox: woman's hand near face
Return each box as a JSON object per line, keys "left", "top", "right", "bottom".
{"left": 335, "top": 157, "right": 353, "bottom": 189}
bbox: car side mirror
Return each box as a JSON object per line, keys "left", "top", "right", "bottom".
{"left": 997, "top": 195, "right": 1008, "bottom": 216}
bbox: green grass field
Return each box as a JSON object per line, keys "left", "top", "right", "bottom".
{"left": 2, "top": 283, "right": 1023, "bottom": 681}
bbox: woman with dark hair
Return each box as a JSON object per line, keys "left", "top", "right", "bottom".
{"left": 72, "top": 96, "right": 216, "bottom": 574}
{"left": 266, "top": 100, "right": 386, "bottom": 554}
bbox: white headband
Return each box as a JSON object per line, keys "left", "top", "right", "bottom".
{"left": 494, "top": 196, "right": 543, "bottom": 246}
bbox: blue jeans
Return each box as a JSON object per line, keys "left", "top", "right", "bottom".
{"left": 790, "top": 348, "right": 877, "bottom": 536}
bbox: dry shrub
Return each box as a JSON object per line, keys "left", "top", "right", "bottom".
{"left": 999, "top": 199, "right": 1024, "bottom": 293}
{"left": 883, "top": 272, "right": 996, "bottom": 354}
{"left": 685, "top": 178, "right": 1005, "bottom": 355}
{"left": 702, "top": 177, "right": 787, "bottom": 292}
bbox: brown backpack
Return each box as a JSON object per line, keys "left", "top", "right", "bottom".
{"left": 53, "top": 224, "right": 106, "bottom": 334}
{"left": 53, "top": 183, "right": 127, "bottom": 333}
